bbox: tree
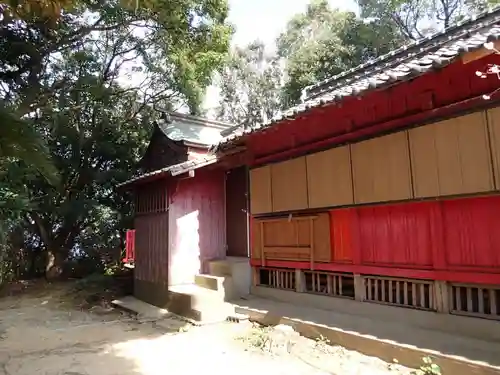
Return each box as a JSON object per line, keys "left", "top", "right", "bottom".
{"left": 217, "top": 41, "right": 282, "bottom": 128}
{"left": 0, "top": 0, "right": 232, "bottom": 278}
{"left": 357, "top": 0, "right": 500, "bottom": 40}
{"left": 277, "top": 0, "right": 403, "bottom": 106}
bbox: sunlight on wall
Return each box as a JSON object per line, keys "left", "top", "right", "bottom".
{"left": 170, "top": 210, "right": 201, "bottom": 284}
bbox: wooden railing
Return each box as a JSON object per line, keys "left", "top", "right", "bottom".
{"left": 449, "top": 283, "right": 500, "bottom": 320}
{"left": 363, "top": 275, "right": 435, "bottom": 310}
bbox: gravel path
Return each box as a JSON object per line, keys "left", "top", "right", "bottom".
{"left": 0, "top": 284, "right": 415, "bottom": 375}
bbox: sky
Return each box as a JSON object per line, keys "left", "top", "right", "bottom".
{"left": 227, "top": 0, "right": 358, "bottom": 49}
{"left": 203, "top": 0, "right": 359, "bottom": 115}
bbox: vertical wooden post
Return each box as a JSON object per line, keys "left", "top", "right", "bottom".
{"left": 259, "top": 221, "right": 265, "bottom": 267}
{"left": 354, "top": 274, "right": 365, "bottom": 302}
{"left": 309, "top": 218, "right": 315, "bottom": 271}
{"left": 252, "top": 267, "right": 260, "bottom": 287}
{"left": 434, "top": 280, "right": 450, "bottom": 313}
{"left": 295, "top": 269, "right": 305, "bottom": 293}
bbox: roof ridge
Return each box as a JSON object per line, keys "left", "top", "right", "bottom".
{"left": 305, "top": 5, "right": 500, "bottom": 100}
{"left": 170, "top": 112, "right": 235, "bottom": 129}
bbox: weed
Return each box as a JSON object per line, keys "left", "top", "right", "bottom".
{"left": 313, "top": 334, "right": 331, "bottom": 353}
{"left": 412, "top": 356, "right": 442, "bottom": 375}
{"left": 236, "top": 323, "right": 275, "bottom": 352}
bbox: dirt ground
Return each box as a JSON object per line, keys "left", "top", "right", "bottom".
{"left": 0, "top": 282, "right": 415, "bottom": 375}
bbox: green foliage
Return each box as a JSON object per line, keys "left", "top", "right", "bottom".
{"left": 357, "top": 0, "right": 499, "bottom": 40}
{"left": 412, "top": 356, "right": 442, "bottom": 375}
{"left": 217, "top": 40, "right": 282, "bottom": 127}
{"left": 277, "top": 0, "right": 402, "bottom": 106}
{"left": 0, "top": 0, "right": 232, "bottom": 278}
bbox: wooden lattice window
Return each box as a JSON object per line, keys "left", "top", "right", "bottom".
{"left": 364, "top": 276, "right": 435, "bottom": 310}
{"left": 449, "top": 283, "right": 500, "bottom": 320}
{"left": 135, "top": 182, "right": 167, "bottom": 214}
{"left": 304, "top": 271, "right": 355, "bottom": 298}
{"left": 257, "top": 268, "right": 296, "bottom": 291}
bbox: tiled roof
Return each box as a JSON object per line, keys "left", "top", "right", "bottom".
{"left": 158, "top": 112, "right": 234, "bottom": 146}
{"left": 117, "top": 154, "right": 218, "bottom": 187}
{"left": 214, "top": 6, "right": 500, "bottom": 150}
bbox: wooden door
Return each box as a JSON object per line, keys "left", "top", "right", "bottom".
{"left": 225, "top": 166, "right": 249, "bottom": 257}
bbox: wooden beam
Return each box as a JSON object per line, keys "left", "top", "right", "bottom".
{"left": 461, "top": 40, "right": 500, "bottom": 64}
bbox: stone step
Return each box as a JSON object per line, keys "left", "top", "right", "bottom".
{"left": 111, "top": 295, "right": 170, "bottom": 321}
{"left": 167, "top": 284, "right": 235, "bottom": 324}
{"left": 208, "top": 259, "right": 232, "bottom": 276}
{"left": 194, "top": 274, "right": 235, "bottom": 300}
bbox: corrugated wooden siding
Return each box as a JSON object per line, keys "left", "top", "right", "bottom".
{"left": 322, "top": 196, "right": 500, "bottom": 272}
{"left": 134, "top": 212, "right": 169, "bottom": 283}
{"left": 441, "top": 196, "right": 500, "bottom": 270}
{"left": 409, "top": 112, "right": 493, "bottom": 197}
{"left": 306, "top": 146, "right": 353, "bottom": 208}
{"left": 351, "top": 131, "right": 412, "bottom": 204}
{"left": 134, "top": 179, "right": 169, "bottom": 283}
{"left": 271, "top": 156, "right": 308, "bottom": 212}
{"left": 168, "top": 169, "right": 226, "bottom": 285}
{"left": 250, "top": 107, "right": 500, "bottom": 215}
{"left": 356, "top": 202, "right": 435, "bottom": 268}
{"left": 329, "top": 209, "right": 356, "bottom": 263}
{"left": 249, "top": 165, "right": 272, "bottom": 214}
{"left": 251, "top": 213, "right": 331, "bottom": 264}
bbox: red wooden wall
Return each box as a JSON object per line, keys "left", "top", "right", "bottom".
{"left": 167, "top": 168, "right": 226, "bottom": 285}
{"left": 134, "top": 212, "right": 169, "bottom": 283}
{"left": 251, "top": 195, "right": 500, "bottom": 284}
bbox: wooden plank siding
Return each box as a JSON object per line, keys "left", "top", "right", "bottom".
{"left": 351, "top": 131, "right": 412, "bottom": 204}
{"left": 134, "top": 179, "right": 169, "bottom": 284}
{"left": 251, "top": 195, "right": 500, "bottom": 284}
{"left": 134, "top": 212, "right": 169, "bottom": 283}
{"left": 249, "top": 107, "right": 500, "bottom": 216}
{"left": 251, "top": 213, "right": 331, "bottom": 265}
{"left": 167, "top": 169, "right": 226, "bottom": 285}
{"left": 306, "top": 146, "right": 353, "bottom": 208}
{"left": 486, "top": 106, "right": 500, "bottom": 189}
{"left": 249, "top": 165, "right": 272, "bottom": 214}
{"left": 409, "top": 112, "right": 493, "bottom": 197}
{"left": 271, "top": 157, "right": 308, "bottom": 212}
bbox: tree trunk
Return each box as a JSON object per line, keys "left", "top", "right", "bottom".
{"left": 45, "top": 249, "right": 68, "bottom": 280}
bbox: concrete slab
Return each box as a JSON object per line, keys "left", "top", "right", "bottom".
{"left": 232, "top": 296, "right": 500, "bottom": 375}
{"left": 111, "top": 296, "right": 169, "bottom": 321}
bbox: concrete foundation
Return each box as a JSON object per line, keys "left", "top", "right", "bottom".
{"left": 227, "top": 257, "right": 251, "bottom": 298}
{"left": 250, "top": 286, "right": 500, "bottom": 343}
{"left": 134, "top": 279, "right": 170, "bottom": 308}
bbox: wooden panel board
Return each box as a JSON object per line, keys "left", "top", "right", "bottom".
{"left": 487, "top": 106, "right": 500, "bottom": 189}
{"left": 409, "top": 112, "right": 493, "bottom": 198}
{"left": 313, "top": 213, "right": 331, "bottom": 262}
{"left": 351, "top": 132, "right": 412, "bottom": 204}
{"left": 271, "top": 157, "right": 308, "bottom": 212}
{"left": 251, "top": 213, "right": 331, "bottom": 263}
{"left": 306, "top": 146, "right": 354, "bottom": 208}
{"left": 251, "top": 220, "right": 263, "bottom": 260}
{"left": 249, "top": 165, "right": 272, "bottom": 214}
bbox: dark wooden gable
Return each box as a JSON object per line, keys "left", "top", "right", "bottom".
{"left": 138, "top": 124, "right": 189, "bottom": 173}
